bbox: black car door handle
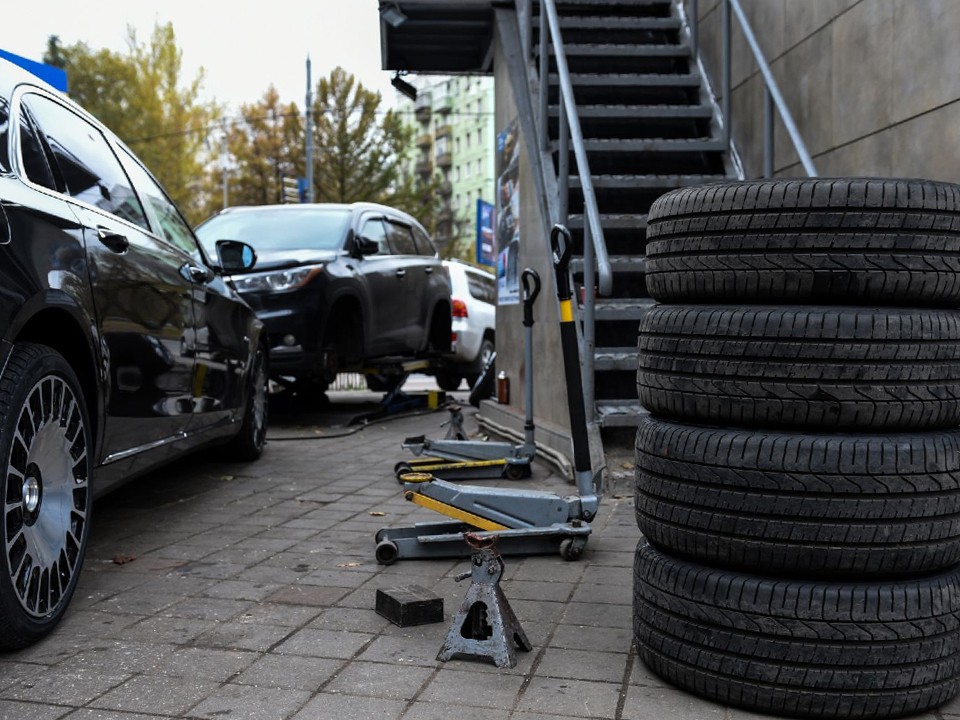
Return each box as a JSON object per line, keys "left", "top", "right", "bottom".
{"left": 96, "top": 227, "right": 129, "bottom": 253}
{"left": 424, "top": 266, "right": 433, "bottom": 274}
{"left": 396, "top": 269, "right": 407, "bottom": 278}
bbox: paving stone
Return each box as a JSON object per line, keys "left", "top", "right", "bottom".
{"left": 536, "top": 647, "right": 629, "bottom": 684}
{"left": 88, "top": 674, "right": 218, "bottom": 716}
{"left": 234, "top": 654, "right": 344, "bottom": 691}
{"left": 324, "top": 660, "right": 434, "bottom": 700}
{"left": 404, "top": 700, "right": 510, "bottom": 720}
{"left": 274, "top": 628, "right": 374, "bottom": 659}
{"left": 265, "top": 584, "right": 352, "bottom": 607}
{"left": 154, "top": 647, "right": 258, "bottom": 682}
{"left": 0, "top": 700, "right": 67, "bottom": 720}
{"left": 516, "top": 677, "right": 621, "bottom": 719}
{"left": 290, "top": 691, "right": 406, "bottom": 720}
{"left": 194, "top": 620, "right": 293, "bottom": 651}
{"left": 621, "top": 683, "right": 728, "bottom": 720}
{"left": 187, "top": 682, "right": 311, "bottom": 720}
{"left": 1, "top": 666, "right": 129, "bottom": 707}
{"left": 418, "top": 667, "right": 525, "bottom": 709}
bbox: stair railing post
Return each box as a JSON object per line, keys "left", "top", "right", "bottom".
{"left": 721, "top": 0, "right": 731, "bottom": 150}
{"left": 582, "top": 222, "right": 596, "bottom": 423}
{"left": 539, "top": 0, "right": 550, "bottom": 152}
{"left": 689, "top": 0, "right": 698, "bottom": 59}
{"left": 520, "top": 0, "right": 533, "bottom": 62}
{"left": 559, "top": 95, "right": 569, "bottom": 227}
{"left": 763, "top": 85, "right": 774, "bottom": 178}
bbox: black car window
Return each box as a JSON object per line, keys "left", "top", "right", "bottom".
{"left": 196, "top": 207, "right": 352, "bottom": 257}
{"left": 386, "top": 221, "right": 417, "bottom": 255}
{"left": 411, "top": 224, "right": 437, "bottom": 256}
{"left": 118, "top": 148, "right": 199, "bottom": 257}
{"left": 21, "top": 92, "right": 149, "bottom": 230}
{"left": 467, "top": 271, "right": 496, "bottom": 303}
{"left": 359, "top": 218, "right": 390, "bottom": 256}
{"left": 15, "top": 108, "right": 58, "bottom": 191}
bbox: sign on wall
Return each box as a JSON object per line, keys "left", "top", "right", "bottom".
{"left": 495, "top": 117, "right": 520, "bottom": 305}
{"left": 476, "top": 199, "right": 495, "bottom": 267}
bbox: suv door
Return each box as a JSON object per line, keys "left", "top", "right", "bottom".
{"left": 356, "top": 215, "right": 410, "bottom": 355}
{"left": 20, "top": 90, "right": 197, "bottom": 460}
{"left": 385, "top": 217, "right": 433, "bottom": 350}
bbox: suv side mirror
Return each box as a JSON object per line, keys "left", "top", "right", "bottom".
{"left": 215, "top": 240, "right": 257, "bottom": 273}
{"left": 355, "top": 235, "right": 380, "bottom": 256}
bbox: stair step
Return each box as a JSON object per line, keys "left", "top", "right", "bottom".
{"left": 555, "top": 138, "right": 725, "bottom": 152}
{"left": 571, "top": 174, "right": 728, "bottom": 189}
{"left": 594, "top": 297, "right": 657, "bottom": 320}
{"left": 540, "top": 43, "right": 689, "bottom": 57}
{"left": 535, "top": 16, "right": 681, "bottom": 30}
{"left": 571, "top": 255, "right": 646, "bottom": 274}
{"left": 596, "top": 400, "right": 649, "bottom": 428}
{"left": 595, "top": 347, "right": 641, "bottom": 371}
{"left": 550, "top": 104, "right": 712, "bottom": 119}
{"left": 568, "top": 213, "right": 648, "bottom": 230}
{"left": 549, "top": 0, "right": 672, "bottom": 6}
{"left": 555, "top": 72, "right": 701, "bottom": 87}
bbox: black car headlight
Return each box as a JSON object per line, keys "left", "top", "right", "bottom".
{"left": 232, "top": 266, "right": 321, "bottom": 293}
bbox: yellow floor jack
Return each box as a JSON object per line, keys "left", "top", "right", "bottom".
{"left": 395, "top": 268, "right": 542, "bottom": 482}
{"left": 374, "top": 226, "right": 602, "bottom": 563}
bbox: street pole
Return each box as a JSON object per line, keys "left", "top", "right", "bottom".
{"left": 305, "top": 56, "right": 314, "bottom": 203}
{"left": 220, "top": 118, "right": 228, "bottom": 209}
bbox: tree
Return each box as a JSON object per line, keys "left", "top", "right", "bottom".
{"left": 310, "top": 67, "right": 441, "bottom": 232}
{"left": 44, "top": 23, "right": 218, "bottom": 225}
{"left": 218, "top": 86, "right": 304, "bottom": 210}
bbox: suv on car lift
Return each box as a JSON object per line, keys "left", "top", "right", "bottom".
{"left": 195, "top": 203, "right": 452, "bottom": 399}
{"left": 0, "top": 57, "right": 267, "bottom": 649}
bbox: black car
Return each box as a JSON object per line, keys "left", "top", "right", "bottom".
{"left": 195, "top": 203, "right": 452, "bottom": 397}
{"left": 0, "top": 57, "right": 268, "bottom": 649}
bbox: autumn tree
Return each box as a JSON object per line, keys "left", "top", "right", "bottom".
{"left": 44, "top": 23, "right": 217, "bottom": 224}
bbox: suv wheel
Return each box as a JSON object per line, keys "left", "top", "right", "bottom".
{"left": 0, "top": 344, "right": 92, "bottom": 650}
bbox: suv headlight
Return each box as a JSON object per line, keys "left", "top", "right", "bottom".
{"left": 231, "top": 266, "right": 321, "bottom": 293}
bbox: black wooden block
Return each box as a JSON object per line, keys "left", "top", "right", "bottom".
{"left": 376, "top": 584, "right": 444, "bottom": 627}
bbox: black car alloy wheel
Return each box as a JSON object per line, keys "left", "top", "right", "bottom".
{"left": 0, "top": 344, "right": 91, "bottom": 649}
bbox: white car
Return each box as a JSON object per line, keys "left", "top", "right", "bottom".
{"left": 436, "top": 260, "right": 496, "bottom": 391}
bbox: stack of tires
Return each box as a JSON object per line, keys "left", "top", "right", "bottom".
{"left": 633, "top": 178, "right": 960, "bottom": 718}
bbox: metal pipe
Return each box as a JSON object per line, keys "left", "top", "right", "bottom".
{"left": 582, "top": 222, "right": 596, "bottom": 422}
{"left": 689, "top": 0, "right": 698, "bottom": 59}
{"left": 558, "top": 95, "right": 569, "bottom": 227}
{"left": 542, "top": 0, "right": 611, "bottom": 297}
{"left": 728, "top": 0, "right": 818, "bottom": 176}
{"left": 539, "top": 0, "right": 549, "bottom": 152}
{"left": 763, "top": 85, "right": 774, "bottom": 178}
{"left": 721, "top": 0, "right": 731, "bottom": 149}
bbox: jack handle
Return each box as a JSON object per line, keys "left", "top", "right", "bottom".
{"left": 551, "top": 224, "right": 572, "bottom": 302}
{"left": 521, "top": 268, "right": 540, "bottom": 328}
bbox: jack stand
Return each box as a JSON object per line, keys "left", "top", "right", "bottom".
{"left": 437, "top": 534, "right": 531, "bottom": 669}
{"left": 397, "top": 269, "right": 542, "bottom": 481}
{"left": 374, "top": 227, "right": 601, "bottom": 564}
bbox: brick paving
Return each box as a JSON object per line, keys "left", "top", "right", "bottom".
{"left": 1, "top": 387, "right": 955, "bottom": 719}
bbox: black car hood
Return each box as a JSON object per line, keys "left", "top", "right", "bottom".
{"left": 244, "top": 248, "right": 341, "bottom": 272}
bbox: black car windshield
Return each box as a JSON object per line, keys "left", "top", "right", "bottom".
{"left": 195, "top": 207, "right": 351, "bottom": 255}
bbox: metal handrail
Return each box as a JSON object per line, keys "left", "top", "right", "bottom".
{"left": 685, "top": 0, "right": 818, "bottom": 177}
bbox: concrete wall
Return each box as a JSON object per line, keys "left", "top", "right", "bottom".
{"left": 692, "top": 0, "right": 960, "bottom": 181}
{"left": 489, "top": 26, "right": 574, "bottom": 445}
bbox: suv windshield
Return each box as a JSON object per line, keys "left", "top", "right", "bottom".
{"left": 196, "top": 207, "right": 351, "bottom": 256}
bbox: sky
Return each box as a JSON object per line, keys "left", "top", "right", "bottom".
{"left": 6, "top": 0, "right": 399, "bottom": 114}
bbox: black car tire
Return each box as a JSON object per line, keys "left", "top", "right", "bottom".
{"left": 469, "top": 351, "right": 496, "bottom": 408}
{"left": 435, "top": 372, "right": 463, "bottom": 392}
{"left": 0, "top": 343, "right": 92, "bottom": 650}
{"left": 633, "top": 538, "right": 960, "bottom": 719}
{"left": 637, "top": 305, "right": 960, "bottom": 430}
{"left": 466, "top": 337, "right": 495, "bottom": 387}
{"left": 645, "top": 178, "right": 960, "bottom": 306}
{"left": 365, "top": 374, "right": 403, "bottom": 394}
{"left": 635, "top": 416, "right": 960, "bottom": 576}
{"left": 221, "top": 343, "right": 268, "bottom": 462}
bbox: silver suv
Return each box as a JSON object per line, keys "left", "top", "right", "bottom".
{"left": 437, "top": 260, "right": 496, "bottom": 391}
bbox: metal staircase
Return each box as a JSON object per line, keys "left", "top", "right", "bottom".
{"left": 530, "top": 0, "right": 735, "bottom": 429}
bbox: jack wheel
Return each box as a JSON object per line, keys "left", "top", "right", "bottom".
{"left": 504, "top": 462, "right": 527, "bottom": 481}
{"left": 394, "top": 462, "right": 414, "bottom": 483}
{"left": 560, "top": 537, "right": 585, "bottom": 561}
{"left": 375, "top": 540, "right": 399, "bottom": 565}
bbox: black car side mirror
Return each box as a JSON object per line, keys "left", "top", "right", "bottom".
{"left": 355, "top": 235, "right": 380, "bottom": 256}
{"left": 215, "top": 240, "right": 257, "bottom": 273}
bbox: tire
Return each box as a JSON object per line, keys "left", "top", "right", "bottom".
{"left": 467, "top": 337, "right": 495, "bottom": 387}
{"left": 469, "top": 351, "right": 496, "bottom": 408}
{"left": 645, "top": 178, "right": 960, "bottom": 306}
{"left": 0, "top": 344, "right": 92, "bottom": 650}
{"left": 635, "top": 416, "right": 960, "bottom": 576}
{"left": 633, "top": 538, "right": 960, "bottom": 719}
{"left": 435, "top": 372, "right": 463, "bottom": 392}
{"left": 221, "top": 344, "right": 268, "bottom": 461}
{"left": 637, "top": 305, "right": 960, "bottom": 430}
